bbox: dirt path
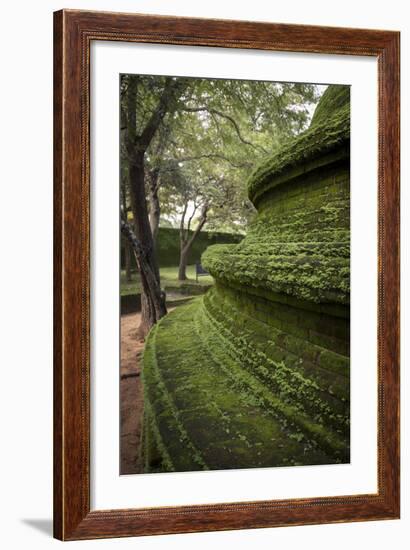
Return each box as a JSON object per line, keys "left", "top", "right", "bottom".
{"left": 120, "top": 308, "right": 176, "bottom": 475}
{"left": 120, "top": 312, "right": 145, "bottom": 475}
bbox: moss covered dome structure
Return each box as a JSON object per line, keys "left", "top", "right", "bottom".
{"left": 141, "top": 85, "right": 351, "bottom": 473}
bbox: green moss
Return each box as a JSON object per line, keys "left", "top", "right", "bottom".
{"left": 310, "top": 85, "right": 351, "bottom": 127}
{"left": 141, "top": 295, "right": 349, "bottom": 472}
{"left": 141, "top": 84, "right": 351, "bottom": 473}
{"left": 202, "top": 161, "right": 350, "bottom": 306}
{"left": 247, "top": 85, "right": 350, "bottom": 205}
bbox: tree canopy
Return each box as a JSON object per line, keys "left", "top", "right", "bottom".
{"left": 121, "top": 75, "right": 321, "bottom": 234}
{"left": 120, "top": 73, "right": 324, "bottom": 330}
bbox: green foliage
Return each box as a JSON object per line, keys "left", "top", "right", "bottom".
{"left": 203, "top": 167, "right": 350, "bottom": 305}
{"left": 310, "top": 85, "right": 351, "bottom": 127}
{"left": 142, "top": 296, "right": 349, "bottom": 473}
{"left": 121, "top": 227, "right": 243, "bottom": 271}
{"left": 121, "top": 74, "right": 322, "bottom": 233}
{"left": 247, "top": 85, "right": 350, "bottom": 205}
{"left": 141, "top": 83, "right": 351, "bottom": 474}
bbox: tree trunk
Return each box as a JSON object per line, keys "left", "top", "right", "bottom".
{"left": 139, "top": 274, "right": 158, "bottom": 338}
{"left": 148, "top": 181, "right": 160, "bottom": 246}
{"left": 123, "top": 76, "right": 186, "bottom": 336}
{"left": 124, "top": 239, "right": 132, "bottom": 282}
{"left": 177, "top": 207, "right": 208, "bottom": 281}
{"left": 178, "top": 246, "right": 189, "bottom": 281}
{"left": 128, "top": 154, "right": 166, "bottom": 337}
{"left": 121, "top": 220, "right": 167, "bottom": 338}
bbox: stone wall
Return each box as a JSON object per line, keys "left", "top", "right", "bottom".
{"left": 141, "top": 85, "right": 351, "bottom": 473}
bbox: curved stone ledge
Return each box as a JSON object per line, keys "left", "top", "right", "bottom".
{"left": 142, "top": 295, "right": 349, "bottom": 473}
{"left": 203, "top": 152, "right": 350, "bottom": 305}
{"left": 141, "top": 85, "right": 351, "bottom": 474}
{"left": 248, "top": 109, "right": 350, "bottom": 204}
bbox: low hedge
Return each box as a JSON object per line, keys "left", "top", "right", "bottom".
{"left": 121, "top": 226, "right": 243, "bottom": 269}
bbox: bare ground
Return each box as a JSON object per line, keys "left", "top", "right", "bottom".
{"left": 120, "top": 312, "right": 145, "bottom": 475}
{"left": 120, "top": 308, "right": 177, "bottom": 475}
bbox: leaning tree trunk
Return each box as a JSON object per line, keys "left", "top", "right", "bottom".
{"left": 128, "top": 153, "right": 166, "bottom": 337}
{"left": 121, "top": 220, "right": 167, "bottom": 338}
{"left": 148, "top": 179, "right": 160, "bottom": 247}
{"left": 123, "top": 75, "right": 186, "bottom": 335}
{"left": 139, "top": 276, "right": 158, "bottom": 338}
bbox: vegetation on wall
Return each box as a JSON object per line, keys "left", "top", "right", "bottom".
{"left": 121, "top": 74, "right": 320, "bottom": 331}
{"left": 141, "top": 85, "right": 351, "bottom": 473}
{"left": 247, "top": 86, "right": 350, "bottom": 205}
{"left": 203, "top": 166, "right": 350, "bottom": 305}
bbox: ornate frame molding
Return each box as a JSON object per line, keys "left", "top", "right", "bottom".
{"left": 54, "top": 9, "right": 400, "bottom": 540}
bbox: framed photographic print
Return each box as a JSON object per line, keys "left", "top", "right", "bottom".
{"left": 53, "top": 9, "right": 400, "bottom": 540}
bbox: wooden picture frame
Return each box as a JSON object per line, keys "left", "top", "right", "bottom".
{"left": 53, "top": 9, "right": 400, "bottom": 541}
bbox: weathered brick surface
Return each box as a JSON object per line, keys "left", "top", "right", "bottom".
{"left": 142, "top": 85, "right": 351, "bottom": 473}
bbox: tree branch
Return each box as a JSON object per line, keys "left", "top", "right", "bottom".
{"left": 125, "top": 77, "right": 138, "bottom": 155}
{"left": 186, "top": 201, "right": 198, "bottom": 234}
{"left": 179, "top": 201, "right": 188, "bottom": 244}
{"left": 182, "top": 106, "right": 268, "bottom": 154}
{"left": 139, "top": 78, "right": 185, "bottom": 152}
{"left": 173, "top": 153, "right": 252, "bottom": 170}
{"left": 185, "top": 204, "right": 208, "bottom": 251}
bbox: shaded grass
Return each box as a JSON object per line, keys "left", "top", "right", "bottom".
{"left": 121, "top": 265, "right": 213, "bottom": 297}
